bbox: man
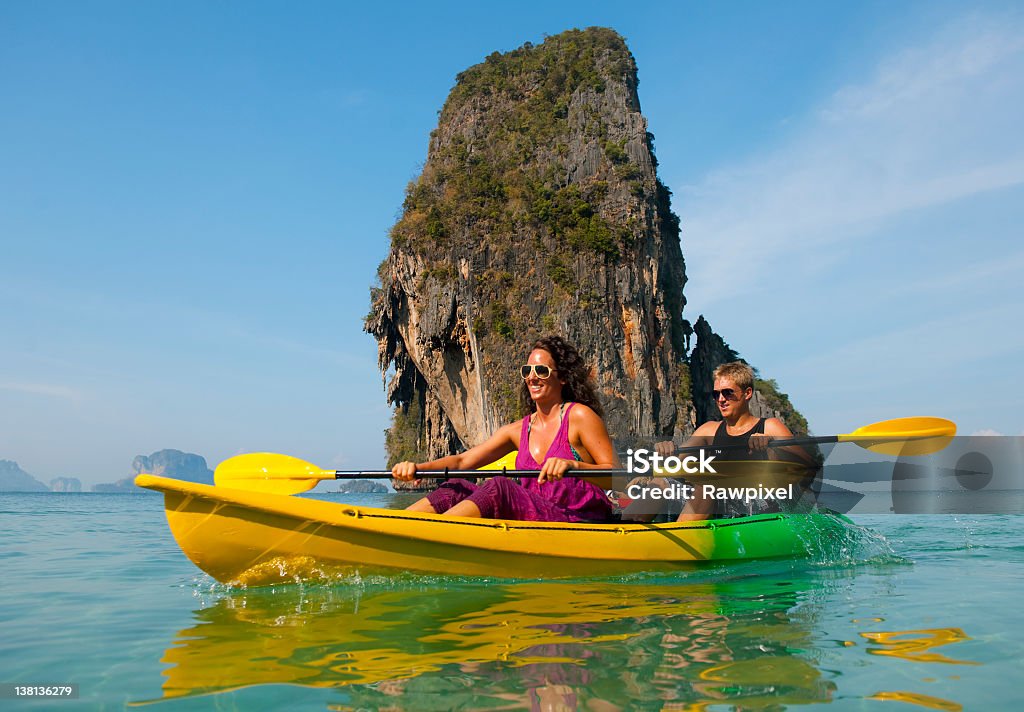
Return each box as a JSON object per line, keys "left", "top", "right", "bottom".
{"left": 621, "top": 362, "right": 813, "bottom": 522}
{"left": 675, "top": 361, "right": 813, "bottom": 520}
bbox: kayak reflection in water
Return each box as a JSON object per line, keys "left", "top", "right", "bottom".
{"left": 392, "top": 335, "right": 618, "bottom": 522}
{"left": 627, "top": 361, "right": 817, "bottom": 523}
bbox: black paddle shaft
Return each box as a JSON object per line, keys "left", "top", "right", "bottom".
{"left": 332, "top": 440, "right": 837, "bottom": 480}
{"left": 675, "top": 435, "right": 839, "bottom": 453}
{"left": 328, "top": 469, "right": 633, "bottom": 480}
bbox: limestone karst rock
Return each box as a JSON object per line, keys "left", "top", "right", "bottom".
{"left": 366, "top": 28, "right": 806, "bottom": 478}
{"left": 131, "top": 450, "right": 214, "bottom": 484}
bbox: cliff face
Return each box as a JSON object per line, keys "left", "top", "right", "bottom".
{"left": 689, "top": 316, "right": 807, "bottom": 430}
{"left": 367, "top": 28, "right": 689, "bottom": 464}
{"left": 366, "top": 28, "right": 807, "bottom": 471}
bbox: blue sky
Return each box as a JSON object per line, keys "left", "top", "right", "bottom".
{"left": 2, "top": 1, "right": 1021, "bottom": 485}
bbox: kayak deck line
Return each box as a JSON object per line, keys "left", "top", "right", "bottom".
{"left": 141, "top": 473, "right": 791, "bottom": 533}
{"left": 136, "top": 473, "right": 849, "bottom": 585}
{"left": 323, "top": 506, "right": 789, "bottom": 532}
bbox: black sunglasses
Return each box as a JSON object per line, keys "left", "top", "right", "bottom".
{"left": 520, "top": 364, "right": 556, "bottom": 380}
{"left": 711, "top": 388, "right": 740, "bottom": 401}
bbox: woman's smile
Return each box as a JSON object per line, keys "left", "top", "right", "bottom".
{"left": 528, "top": 379, "right": 552, "bottom": 398}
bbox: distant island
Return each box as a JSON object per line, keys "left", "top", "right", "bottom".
{"left": 0, "top": 449, "right": 214, "bottom": 492}
{"left": 50, "top": 477, "right": 82, "bottom": 492}
{"left": 337, "top": 479, "right": 389, "bottom": 494}
{"left": 1, "top": 451, "right": 392, "bottom": 494}
{"left": 0, "top": 460, "right": 49, "bottom": 492}
{"left": 94, "top": 449, "right": 215, "bottom": 492}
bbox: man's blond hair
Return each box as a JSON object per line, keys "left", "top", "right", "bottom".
{"left": 713, "top": 361, "right": 755, "bottom": 391}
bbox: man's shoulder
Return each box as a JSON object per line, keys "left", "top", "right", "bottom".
{"left": 763, "top": 417, "right": 793, "bottom": 436}
{"left": 693, "top": 421, "right": 721, "bottom": 436}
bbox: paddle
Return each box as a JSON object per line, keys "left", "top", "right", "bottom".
{"left": 213, "top": 453, "right": 634, "bottom": 495}
{"left": 674, "top": 416, "right": 955, "bottom": 457}
{"left": 214, "top": 416, "right": 955, "bottom": 495}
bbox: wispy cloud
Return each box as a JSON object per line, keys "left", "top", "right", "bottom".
{"left": 318, "top": 86, "right": 372, "bottom": 109}
{"left": 789, "top": 301, "right": 1024, "bottom": 384}
{"left": 679, "top": 12, "right": 1024, "bottom": 308}
{"left": 0, "top": 381, "right": 83, "bottom": 402}
{"left": 884, "top": 249, "right": 1024, "bottom": 298}
{"left": 1, "top": 278, "right": 368, "bottom": 370}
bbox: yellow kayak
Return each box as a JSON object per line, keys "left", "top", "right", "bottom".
{"left": 135, "top": 473, "right": 848, "bottom": 586}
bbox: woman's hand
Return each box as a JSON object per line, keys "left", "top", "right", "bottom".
{"left": 391, "top": 461, "right": 419, "bottom": 482}
{"left": 538, "top": 457, "right": 576, "bottom": 484}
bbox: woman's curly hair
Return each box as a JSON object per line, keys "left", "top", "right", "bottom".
{"left": 518, "top": 335, "right": 604, "bottom": 417}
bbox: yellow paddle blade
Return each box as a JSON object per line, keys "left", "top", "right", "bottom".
{"left": 214, "top": 453, "right": 329, "bottom": 495}
{"left": 840, "top": 417, "right": 956, "bottom": 456}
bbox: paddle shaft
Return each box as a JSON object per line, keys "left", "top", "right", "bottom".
{"left": 674, "top": 435, "right": 837, "bottom": 454}
{"left": 324, "top": 469, "right": 634, "bottom": 479}
{"left": 332, "top": 440, "right": 836, "bottom": 479}
{"left": 289, "top": 431, "right": 944, "bottom": 480}
{"left": 329, "top": 444, "right": 818, "bottom": 479}
{"left": 672, "top": 428, "right": 953, "bottom": 455}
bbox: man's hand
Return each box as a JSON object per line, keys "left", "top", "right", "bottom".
{"left": 748, "top": 433, "right": 773, "bottom": 453}
{"left": 654, "top": 441, "right": 676, "bottom": 456}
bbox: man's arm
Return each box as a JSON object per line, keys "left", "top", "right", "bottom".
{"left": 675, "top": 422, "right": 720, "bottom": 521}
{"left": 757, "top": 418, "right": 817, "bottom": 465}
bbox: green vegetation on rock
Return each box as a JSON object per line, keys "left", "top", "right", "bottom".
{"left": 384, "top": 398, "right": 427, "bottom": 468}
{"left": 755, "top": 377, "right": 810, "bottom": 435}
{"left": 386, "top": 28, "right": 640, "bottom": 264}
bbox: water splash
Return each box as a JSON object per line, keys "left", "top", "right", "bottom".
{"left": 796, "top": 510, "right": 909, "bottom": 567}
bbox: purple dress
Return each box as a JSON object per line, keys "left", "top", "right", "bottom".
{"left": 426, "top": 403, "right": 614, "bottom": 522}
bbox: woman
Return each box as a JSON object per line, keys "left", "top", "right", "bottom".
{"left": 392, "top": 336, "right": 617, "bottom": 522}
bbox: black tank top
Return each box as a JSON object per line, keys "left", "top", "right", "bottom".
{"left": 711, "top": 418, "right": 768, "bottom": 461}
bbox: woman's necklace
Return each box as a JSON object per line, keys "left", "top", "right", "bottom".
{"left": 530, "top": 401, "right": 565, "bottom": 431}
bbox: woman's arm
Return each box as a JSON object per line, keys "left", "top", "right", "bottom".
{"left": 392, "top": 423, "right": 519, "bottom": 481}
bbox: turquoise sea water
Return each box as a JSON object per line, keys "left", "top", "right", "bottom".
{"left": 2, "top": 492, "right": 1022, "bottom": 711}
